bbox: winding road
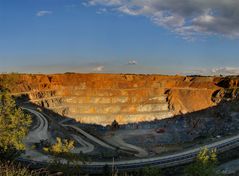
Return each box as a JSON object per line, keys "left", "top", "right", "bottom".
{"left": 21, "top": 107, "right": 239, "bottom": 173}
{"left": 70, "top": 134, "right": 94, "bottom": 154}
{"left": 23, "top": 108, "right": 49, "bottom": 143}
{"left": 21, "top": 108, "right": 50, "bottom": 162}
{"left": 62, "top": 123, "right": 148, "bottom": 156}
{"left": 62, "top": 124, "right": 116, "bottom": 150}
{"left": 81, "top": 133, "right": 239, "bottom": 173}
{"left": 105, "top": 134, "right": 148, "bottom": 157}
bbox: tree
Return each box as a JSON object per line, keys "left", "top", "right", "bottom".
{"left": 43, "top": 137, "right": 74, "bottom": 155}
{"left": 184, "top": 147, "right": 219, "bottom": 176}
{"left": 44, "top": 138, "right": 83, "bottom": 175}
{"left": 111, "top": 120, "right": 120, "bottom": 131}
{"left": 0, "top": 90, "right": 31, "bottom": 158}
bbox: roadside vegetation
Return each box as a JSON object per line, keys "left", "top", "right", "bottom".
{"left": 184, "top": 147, "right": 221, "bottom": 176}
{"left": 108, "top": 148, "right": 222, "bottom": 176}
{"left": 0, "top": 161, "right": 48, "bottom": 176}
{"left": 42, "top": 137, "right": 89, "bottom": 163}
{"left": 43, "top": 137, "right": 88, "bottom": 175}
{"left": 43, "top": 137, "right": 75, "bottom": 155}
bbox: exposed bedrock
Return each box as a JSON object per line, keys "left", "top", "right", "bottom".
{"left": 2, "top": 73, "right": 239, "bottom": 125}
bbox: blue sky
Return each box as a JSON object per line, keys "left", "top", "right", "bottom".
{"left": 1, "top": 0, "right": 239, "bottom": 75}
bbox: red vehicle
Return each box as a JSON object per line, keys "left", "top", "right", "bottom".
{"left": 155, "top": 128, "right": 165, "bottom": 133}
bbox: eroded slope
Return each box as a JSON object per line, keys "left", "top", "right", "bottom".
{"left": 1, "top": 73, "right": 238, "bottom": 125}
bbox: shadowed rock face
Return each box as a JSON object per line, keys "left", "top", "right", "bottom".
{"left": 1, "top": 73, "right": 237, "bottom": 125}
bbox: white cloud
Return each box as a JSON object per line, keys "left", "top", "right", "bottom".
{"left": 211, "top": 67, "right": 239, "bottom": 75}
{"left": 85, "top": 0, "right": 239, "bottom": 38}
{"left": 36, "top": 11, "right": 52, "bottom": 17}
{"left": 118, "top": 5, "right": 140, "bottom": 16}
{"left": 152, "top": 12, "right": 185, "bottom": 28}
{"left": 128, "top": 60, "right": 138, "bottom": 65}
{"left": 96, "top": 8, "right": 108, "bottom": 14}
{"left": 93, "top": 65, "right": 104, "bottom": 72}
{"left": 88, "top": 0, "right": 122, "bottom": 6}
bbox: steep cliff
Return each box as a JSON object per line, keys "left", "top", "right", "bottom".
{"left": 0, "top": 73, "right": 236, "bottom": 125}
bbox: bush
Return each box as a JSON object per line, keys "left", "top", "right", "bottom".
{"left": 0, "top": 161, "right": 48, "bottom": 176}
{"left": 43, "top": 137, "right": 74, "bottom": 155}
{"left": 184, "top": 147, "right": 220, "bottom": 176}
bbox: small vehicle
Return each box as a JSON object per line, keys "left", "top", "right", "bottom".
{"left": 155, "top": 128, "right": 165, "bottom": 133}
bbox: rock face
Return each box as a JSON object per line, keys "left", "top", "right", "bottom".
{"left": 1, "top": 73, "right": 237, "bottom": 125}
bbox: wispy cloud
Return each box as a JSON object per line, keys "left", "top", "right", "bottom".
{"left": 211, "top": 67, "right": 239, "bottom": 75}
{"left": 36, "top": 10, "right": 52, "bottom": 17}
{"left": 85, "top": 0, "right": 239, "bottom": 39}
{"left": 93, "top": 65, "right": 104, "bottom": 72}
{"left": 87, "top": 0, "right": 122, "bottom": 6}
{"left": 96, "top": 8, "right": 108, "bottom": 14}
{"left": 179, "top": 67, "right": 239, "bottom": 76}
{"left": 128, "top": 60, "right": 138, "bottom": 65}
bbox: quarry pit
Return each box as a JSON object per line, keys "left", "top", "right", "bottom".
{"left": 2, "top": 73, "right": 239, "bottom": 172}
{"left": 7, "top": 73, "right": 223, "bottom": 124}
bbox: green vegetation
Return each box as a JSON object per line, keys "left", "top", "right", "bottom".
{"left": 0, "top": 76, "right": 37, "bottom": 174}
{"left": 43, "top": 137, "right": 74, "bottom": 155}
{"left": 43, "top": 137, "right": 82, "bottom": 163}
{"left": 0, "top": 161, "right": 48, "bottom": 176}
{"left": 184, "top": 147, "right": 220, "bottom": 176}
{"left": 0, "top": 90, "right": 31, "bottom": 159}
{"left": 44, "top": 137, "right": 86, "bottom": 175}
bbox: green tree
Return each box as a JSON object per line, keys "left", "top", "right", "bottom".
{"left": 184, "top": 147, "right": 219, "bottom": 176}
{"left": 0, "top": 90, "right": 31, "bottom": 158}
{"left": 44, "top": 138, "right": 86, "bottom": 175}
{"left": 43, "top": 137, "right": 74, "bottom": 155}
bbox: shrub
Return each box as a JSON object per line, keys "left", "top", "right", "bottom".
{"left": 44, "top": 137, "right": 74, "bottom": 155}
{"left": 184, "top": 147, "right": 220, "bottom": 176}
{"left": 0, "top": 161, "right": 48, "bottom": 176}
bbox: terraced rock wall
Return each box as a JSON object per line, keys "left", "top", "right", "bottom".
{"left": 1, "top": 73, "right": 231, "bottom": 125}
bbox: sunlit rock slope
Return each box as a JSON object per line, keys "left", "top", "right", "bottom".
{"left": 1, "top": 73, "right": 238, "bottom": 125}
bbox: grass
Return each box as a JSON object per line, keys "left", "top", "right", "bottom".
{"left": 0, "top": 161, "right": 49, "bottom": 176}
